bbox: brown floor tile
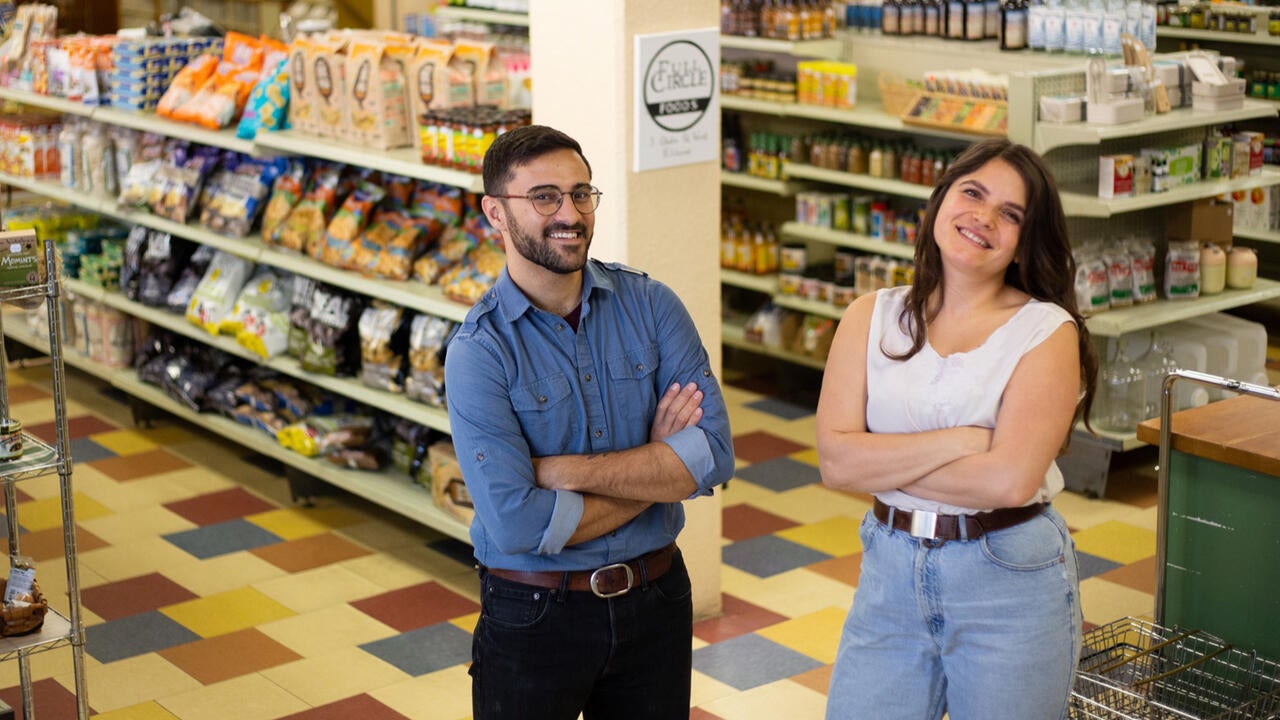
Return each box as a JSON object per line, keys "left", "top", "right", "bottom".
{"left": 789, "top": 663, "right": 834, "bottom": 696}
{"left": 17, "top": 524, "right": 109, "bottom": 562}
{"left": 91, "top": 448, "right": 192, "bottom": 482}
{"left": 160, "top": 628, "right": 303, "bottom": 685}
{"left": 24, "top": 414, "right": 118, "bottom": 444}
{"left": 722, "top": 505, "right": 800, "bottom": 542}
{"left": 693, "top": 593, "right": 789, "bottom": 644}
{"left": 350, "top": 582, "right": 481, "bottom": 632}
{"left": 251, "top": 532, "right": 372, "bottom": 573}
{"left": 731, "top": 430, "right": 809, "bottom": 464}
{"left": 1097, "top": 555, "right": 1157, "bottom": 595}
{"left": 277, "top": 694, "right": 412, "bottom": 720}
{"left": 0, "top": 676, "right": 88, "bottom": 717}
{"left": 164, "top": 487, "right": 278, "bottom": 527}
{"left": 806, "top": 553, "right": 862, "bottom": 587}
{"left": 690, "top": 708, "right": 726, "bottom": 720}
{"left": 81, "top": 572, "right": 199, "bottom": 621}
{"left": 7, "top": 383, "right": 51, "bottom": 405}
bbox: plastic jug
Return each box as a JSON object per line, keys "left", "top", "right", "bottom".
{"left": 1159, "top": 332, "right": 1211, "bottom": 410}
{"left": 1184, "top": 313, "right": 1268, "bottom": 386}
{"left": 1165, "top": 322, "right": 1238, "bottom": 401}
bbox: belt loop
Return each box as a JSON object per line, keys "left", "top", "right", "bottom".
{"left": 638, "top": 556, "right": 650, "bottom": 590}
{"left": 556, "top": 571, "right": 569, "bottom": 603}
{"left": 958, "top": 517, "right": 969, "bottom": 541}
{"left": 886, "top": 506, "right": 895, "bottom": 528}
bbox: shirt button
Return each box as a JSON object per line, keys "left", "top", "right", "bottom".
{"left": 703, "top": 369, "right": 711, "bottom": 377}
{"left": 538, "top": 395, "right": 547, "bottom": 403}
{"left": 635, "top": 364, "right": 644, "bottom": 371}
{"left": 557, "top": 324, "right": 565, "bottom": 330}
{"left": 594, "top": 429, "right": 603, "bottom": 438}
{"left": 584, "top": 373, "right": 592, "bottom": 382}
{"left": 476, "top": 452, "right": 485, "bottom": 462}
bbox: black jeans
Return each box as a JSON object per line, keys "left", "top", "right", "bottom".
{"left": 471, "top": 550, "right": 694, "bottom": 720}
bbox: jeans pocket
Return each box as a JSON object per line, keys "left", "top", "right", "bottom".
{"left": 481, "top": 577, "right": 552, "bottom": 630}
{"left": 651, "top": 554, "right": 692, "bottom": 603}
{"left": 858, "top": 509, "right": 880, "bottom": 552}
{"left": 980, "top": 513, "right": 1065, "bottom": 571}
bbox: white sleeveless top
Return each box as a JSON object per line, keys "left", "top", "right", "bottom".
{"left": 866, "top": 285, "right": 1073, "bottom": 514}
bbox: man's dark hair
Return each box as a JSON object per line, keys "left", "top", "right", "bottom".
{"left": 482, "top": 125, "right": 593, "bottom": 195}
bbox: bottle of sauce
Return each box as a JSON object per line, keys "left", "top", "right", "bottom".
{"left": 1199, "top": 242, "right": 1226, "bottom": 295}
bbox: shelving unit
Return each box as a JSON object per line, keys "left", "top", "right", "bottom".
{"left": 722, "top": 95, "right": 986, "bottom": 142}
{"left": 721, "top": 315, "right": 827, "bottom": 371}
{"left": 433, "top": 4, "right": 530, "bottom": 26}
{"left": 1060, "top": 169, "right": 1280, "bottom": 218}
{"left": 780, "top": 222, "right": 917, "bottom": 259}
{"left": 1031, "top": 99, "right": 1279, "bottom": 154}
{"left": 1157, "top": 26, "right": 1280, "bottom": 48}
{"left": 720, "top": 170, "right": 803, "bottom": 196}
{"left": 253, "top": 130, "right": 486, "bottom": 192}
{"left": 782, "top": 162, "right": 935, "bottom": 199}
{"left": 1235, "top": 226, "right": 1280, "bottom": 245}
{"left": 1083, "top": 279, "right": 1280, "bottom": 337}
{"left": 0, "top": 241, "right": 89, "bottom": 719}
{"left": 721, "top": 34, "right": 843, "bottom": 59}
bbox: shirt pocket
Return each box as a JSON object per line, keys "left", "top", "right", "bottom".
{"left": 606, "top": 343, "right": 661, "bottom": 424}
{"left": 511, "top": 372, "right": 581, "bottom": 456}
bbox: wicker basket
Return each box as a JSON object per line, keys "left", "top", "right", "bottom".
{"left": 0, "top": 578, "right": 47, "bottom": 637}
{"left": 878, "top": 73, "right": 923, "bottom": 117}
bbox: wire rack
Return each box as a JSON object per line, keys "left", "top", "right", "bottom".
{"left": 1071, "top": 618, "right": 1280, "bottom": 720}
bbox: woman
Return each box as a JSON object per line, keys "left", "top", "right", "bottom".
{"left": 818, "top": 138, "right": 1097, "bottom": 720}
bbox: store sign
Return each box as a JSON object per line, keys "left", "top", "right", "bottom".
{"left": 634, "top": 28, "right": 719, "bottom": 172}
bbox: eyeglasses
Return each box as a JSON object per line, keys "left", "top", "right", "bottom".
{"left": 490, "top": 186, "right": 603, "bottom": 216}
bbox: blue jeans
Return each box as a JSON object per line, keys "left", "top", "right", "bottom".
{"left": 826, "top": 506, "right": 1082, "bottom": 720}
{"left": 471, "top": 549, "right": 693, "bottom": 720}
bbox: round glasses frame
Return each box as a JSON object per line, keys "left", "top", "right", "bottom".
{"left": 489, "top": 186, "right": 603, "bottom": 216}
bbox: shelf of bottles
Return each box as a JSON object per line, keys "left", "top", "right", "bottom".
{"left": 1157, "top": 4, "right": 1280, "bottom": 47}
{"left": 720, "top": 0, "right": 844, "bottom": 58}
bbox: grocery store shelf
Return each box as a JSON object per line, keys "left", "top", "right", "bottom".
{"left": 782, "top": 162, "right": 934, "bottom": 199}
{"left": 254, "top": 130, "right": 486, "bottom": 192}
{"left": 1034, "top": 100, "right": 1279, "bottom": 154}
{"left": 94, "top": 106, "right": 259, "bottom": 155}
{"left": 1084, "top": 278, "right": 1280, "bottom": 337}
{"left": 720, "top": 268, "right": 779, "bottom": 294}
{"left": 1060, "top": 169, "right": 1280, "bottom": 218}
{"left": 721, "top": 316, "right": 828, "bottom": 370}
{"left": 1234, "top": 226, "right": 1280, "bottom": 245}
{"left": 0, "top": 610, "right": 74, "bottom": 663}
{"left": 722, "top": 95, "right": 987, "bottom": 141}
{"left": 1157, "top": 26, "right": 1280, "bottom": 47}
{"left": 3, "top": 315, "right": 127, "bottom": 386}
{"left": 780, "top": 221, "right": 917, "bottom": 259}
{"left": 773, "top": 294, "right": 844, "bottom": 319}
{"left": 434, "top": 5, "right": 529, "bottom": 25}
{"left": 720, "top": 34, "right": 844, "bottom": 59}
{"left": 0, "top": 86, "right": 95, "bottom": 116}
{"left": 721, "top": 170, "right": 804, "bottom": 196}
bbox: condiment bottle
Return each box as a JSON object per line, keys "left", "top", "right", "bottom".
{"left": 1199, "top": 242, "right": 1226, "bottom": 295}
{"left": 1226, "top": 246, "right": 1257, "bottom": 289}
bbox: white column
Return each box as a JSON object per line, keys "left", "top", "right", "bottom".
{"left": 530, "top": 0, "right": 723, "bottom": 619}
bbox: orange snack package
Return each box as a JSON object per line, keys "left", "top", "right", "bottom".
{"left": 157, "top": 54, "right": 218, "bottom": 119}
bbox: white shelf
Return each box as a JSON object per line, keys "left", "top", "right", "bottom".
{"left": 783, "top": 162, "right": 934, "bottom": 199}
{"left": 434, "top": 5, "right": 529, "bottom": 26}
{"left": 720, "top": 268, "right": 779, "bottom": 294}
{"left": 254, "top": 130, "right": 486, "bottom": 192}
{"left": 1084, "top": 278, "right": 1280, "bottom": 337}
{"left": 1061, "top": 169, "right": 1280, "bottom": 218}
{"left": 780, "top": 221, "right": 917, "bottom": 259}
{"left": 1234, "top": 226, "right": 1280, "bottom": 245}
{"left": 721, "top": 170, "right": 804, "bottom": 196}
{"left": 721, "top": 317, "right": 828, "bottom": 370}
{"left": 721, "top": 35, "right": 844, "bottom": 59}
{"left": 1157, "top": 26, "right": 1280, "bottom": 47}
{"left": 0, "top": 610, "right": 74, "bottom": 663}
{"left": 773, "top": 294, "right": 844, "bottom": 319}
{"left": 0, "top": 86, "right": 96, "bottom": 116}
{"left": 722, "top": 94, "right": 988, "bottom": 141}
{"left": 1034, "top": 100, "right": 1279, "bottom": 154}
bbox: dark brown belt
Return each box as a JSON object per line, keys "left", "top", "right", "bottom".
{"left": 873, "top": 498, "right": 1047, "bottom": 544}
{"left": 483, "top": 543, "right": 676, "bottom": 598}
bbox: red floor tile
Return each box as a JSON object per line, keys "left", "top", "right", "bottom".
{"left": 23, "top": 414, "right": 117, "bottom": 444}
{"left": 90, "top": 448, "right": 192, "bottom": 482}
{"left": 689, "top": 708, "right": 726, "bottom": 720}
{"left": 1097, "top": 556, "right": 1157, "bottom": 595}
{"left": 731, "top": 430, "right": 809, "bottom": 464}
{"left": 81, "top": 572, "right": 199, "bottom": 621}
{"left": 17, "top": 525, "right": 109, "bottom": 562}
{"left": 250, "top": 532, "right": 372, "bottom": 573}
{"left": 722, "top": 504, "right": 800, "bottom": 542}
{"left": 159, "top": 628, "right": 302, "bottom": 685}
{"left": 807, "top": 553, "right": 862, "bottom": 587}
{"left": 277, "top": 694, "right": 411, "bottom": 720}
{"left": 350, "top": 582, "right": 480, "bottom": 632}
{"left": 693, "top": 593, "right": 789, "bottom": 644}
{"left": 790, "top": 663, "right": 834, "bottom": 696}
{"left": 7, "top": 383, "right": 51, "bottom": 405}
{"left": 0, "top": 676, "right": 89, "bottom": 719}
{"left": 164, "top": 488, "right": 278, "bottom": 527}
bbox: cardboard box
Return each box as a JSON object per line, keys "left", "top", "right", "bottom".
{"left": 1099, "top": 154, "right": 1135, "bottom": 199}
{"left": 0, "top": 229, "right": 41, "bottom": 288}
{"left": 1233, "top": 131, "right": 1264, "bottom": 176}
{"left": 1143, "top": 143, "right": 1201, "bottom": 192}
{"left": 1039, "top": 95, "right": 1084, "bottom": 123}
{"left": 1086, "top": 96, "right": 1143, "bottom": 125}
{"left": 1167, "top": 198, "right": 1233, "bottom": 248}
{"left": 1203, "top": 136, "right": 1233, "bottom": 179}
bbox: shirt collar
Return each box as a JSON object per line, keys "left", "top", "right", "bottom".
{"left": 494, "top": 260, "right": 618, "bottom": 323}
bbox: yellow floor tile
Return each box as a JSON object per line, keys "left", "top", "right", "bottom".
{"left": 1053, "top": 491, "right": 1149, "bottom": 531}
{"left": 245, "top": 506, "right": 364, "bottom": 541}
{"left": 77, "top": 472, "right": 202, "bottom": 514}
{"left": 0, "top": 644, "right": 76, "bottom": 686}
{"left": 370, "top": 665, "right": 474, "bottom": 720}
{"left": 89, "top": 429, "right": 162, "bottom": 456}
{"left": 699, "top": 678, "right": 828, "bottom": 719}
{"left": 17, "top": 492, "right": 113, "bottom": 531}
{"left": 133, "top": 425, "right": 199, "bottom": 446}
{"left": 766, "top": 417, "right": 821, "bottom": 450}
{"left": 721, "top": 566, "right": 854, "bottom": 619}
{"left": 156, "top": 673, "right": 310, "bottom": 720}
{"left": 449, "top": 611, "right": 480, "bottom": 634}
{"left": 1071, "top": 520, "right": 1157, "bottom": 565}
{"left": 258, "top": 605, "right": 398, "bottom": 658}
{"left": 90, "top": 701, "right": 182, "bottom": 720}
{"left": 764, "top": 484, "right": 873, "bottom": 526}
{"left": 340, "top": 551, "right": 442, "bottom": 592}
{"left": 1080, "top": 577, "right": 1158, "bottom": 627}
{"left": 78, "top": 538, "right": 197, "bottom": 583}
{"left": 340, "top": 517, "right": 442, "bottom": 553}
{"left": 690, "top": 668, "right": 738, "bottom": 708}
{"left": 80, "top": 506, "right": 197, "bottom": 546}
{"left": 756, "top": 606, "right": 848, "bottom": 664}
{"left": 789, "top": 447, "right": 820, "bottom": 467}
{"left": 165, "top": 468, "right": 239, "bottom": 496}
{"left": 162, "top": 587, "right": 296, "bottom": 638}
{"left": 260, "top": 647, "right": 408, "bottom": 707}
{"left": 720, "top": 477, "right": 778, "bottom": 508}
{"left": 161, "top": 550, "right": 288, "bottom": 598}
{"left": 84, "top": 653, "right": 202, "bottom": 713}
{"left": 253, "top": 564, "right": 386, "bottom": 614}
{"left": 776, "top": 516, "right": 861, "bottom": 557}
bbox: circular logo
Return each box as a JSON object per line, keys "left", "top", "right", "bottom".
{"left": 642, "top": 40, "right": 715, "bottom": 132}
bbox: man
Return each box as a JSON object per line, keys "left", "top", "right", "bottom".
{"left": 444, "top": 124, "right": 735, "bottom": 720}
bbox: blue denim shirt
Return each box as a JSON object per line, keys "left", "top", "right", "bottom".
{"left": 444, "top": 259, "right": 734, "bottom": 571}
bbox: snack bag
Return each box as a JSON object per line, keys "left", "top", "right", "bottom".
{"left": 237, "top": 56, "right": 290, "bottom": 140}
{"left": 156, "top": 54, "right": 217, "bottom": 119}
{"left": 261, "top": 160, "right": 309, "bottom": 245}
{"left": 406, "top": 314, "right": 454, "bottom": 406}
{"left": 185, "top": 251, "right": 255, "bottom": 335}
{"left": 320, "top": 181, "right": 384, "bottom": 266}
{"left": 358, "top": 303, "right": 409, "bottom": 392}
{"left": 277, "top": 164, "right": 342, "bottom": 254}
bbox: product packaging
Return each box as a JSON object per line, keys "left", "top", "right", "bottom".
{"left": 1098, "top": 154, "right": 1134, "bottom": 199}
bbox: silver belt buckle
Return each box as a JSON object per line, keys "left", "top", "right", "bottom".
{"left": 589, "top": 562, "right": 634, "bottom": 598}
{"left": 909, "top": 510, "right": 939, "bottom": 539}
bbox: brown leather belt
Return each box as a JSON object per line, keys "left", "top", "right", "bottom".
{"left": 483, "top": 543, "right": 677, "bottom": 598}
{"left": 873, "top": 498, "right": 1047, "bottom": 544}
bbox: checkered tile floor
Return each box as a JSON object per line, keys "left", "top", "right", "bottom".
{"left": 0, "top": 361, "right": 1175, "bottom": 720}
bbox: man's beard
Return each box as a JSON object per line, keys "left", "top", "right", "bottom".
{"left": 509, "top": 217, "right": 592, "bottom": 275}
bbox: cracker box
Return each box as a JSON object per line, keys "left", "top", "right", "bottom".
{"left": 1098, "top": 154, "right": 1134, "bottom": 199}
{"left": 1233, "top": 131, "right": 1264, "bottom": 176}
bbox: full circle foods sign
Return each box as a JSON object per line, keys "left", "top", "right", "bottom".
{"left": 634, "top": 28, "right": 719, "bottom": 172}
{"left": 643, "top": 40, "right": 714, "bottom": 132}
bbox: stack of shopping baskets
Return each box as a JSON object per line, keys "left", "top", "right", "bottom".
{"left": 1071, "top": 617, "right": 1280, "bottom": 719}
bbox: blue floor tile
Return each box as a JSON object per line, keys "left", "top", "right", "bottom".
{"left": 359, "top": 622, "right": 473, "bottom": 676}
{"left": 735, "top": 457, "right": 821, "bottom": 493}
{"left": 692, "top": 633, "right": 823, "bottom": 691}
{"left": 744, "top": 397, "right": 814, "bottom": 421}
{"left": 722, "top": 535, "right": 832, "bottom": 578}
{"left": 1075, "top": 550, "right": 1123, "bottom": 580}
{"left": 162, "top": 519, "right": 283, "bottom": 560}
{"left": 84, "top": 610, "right": 202, "bottom": 663}
{"left": 69, "top": 437, "right": 117, "bottom": 464}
